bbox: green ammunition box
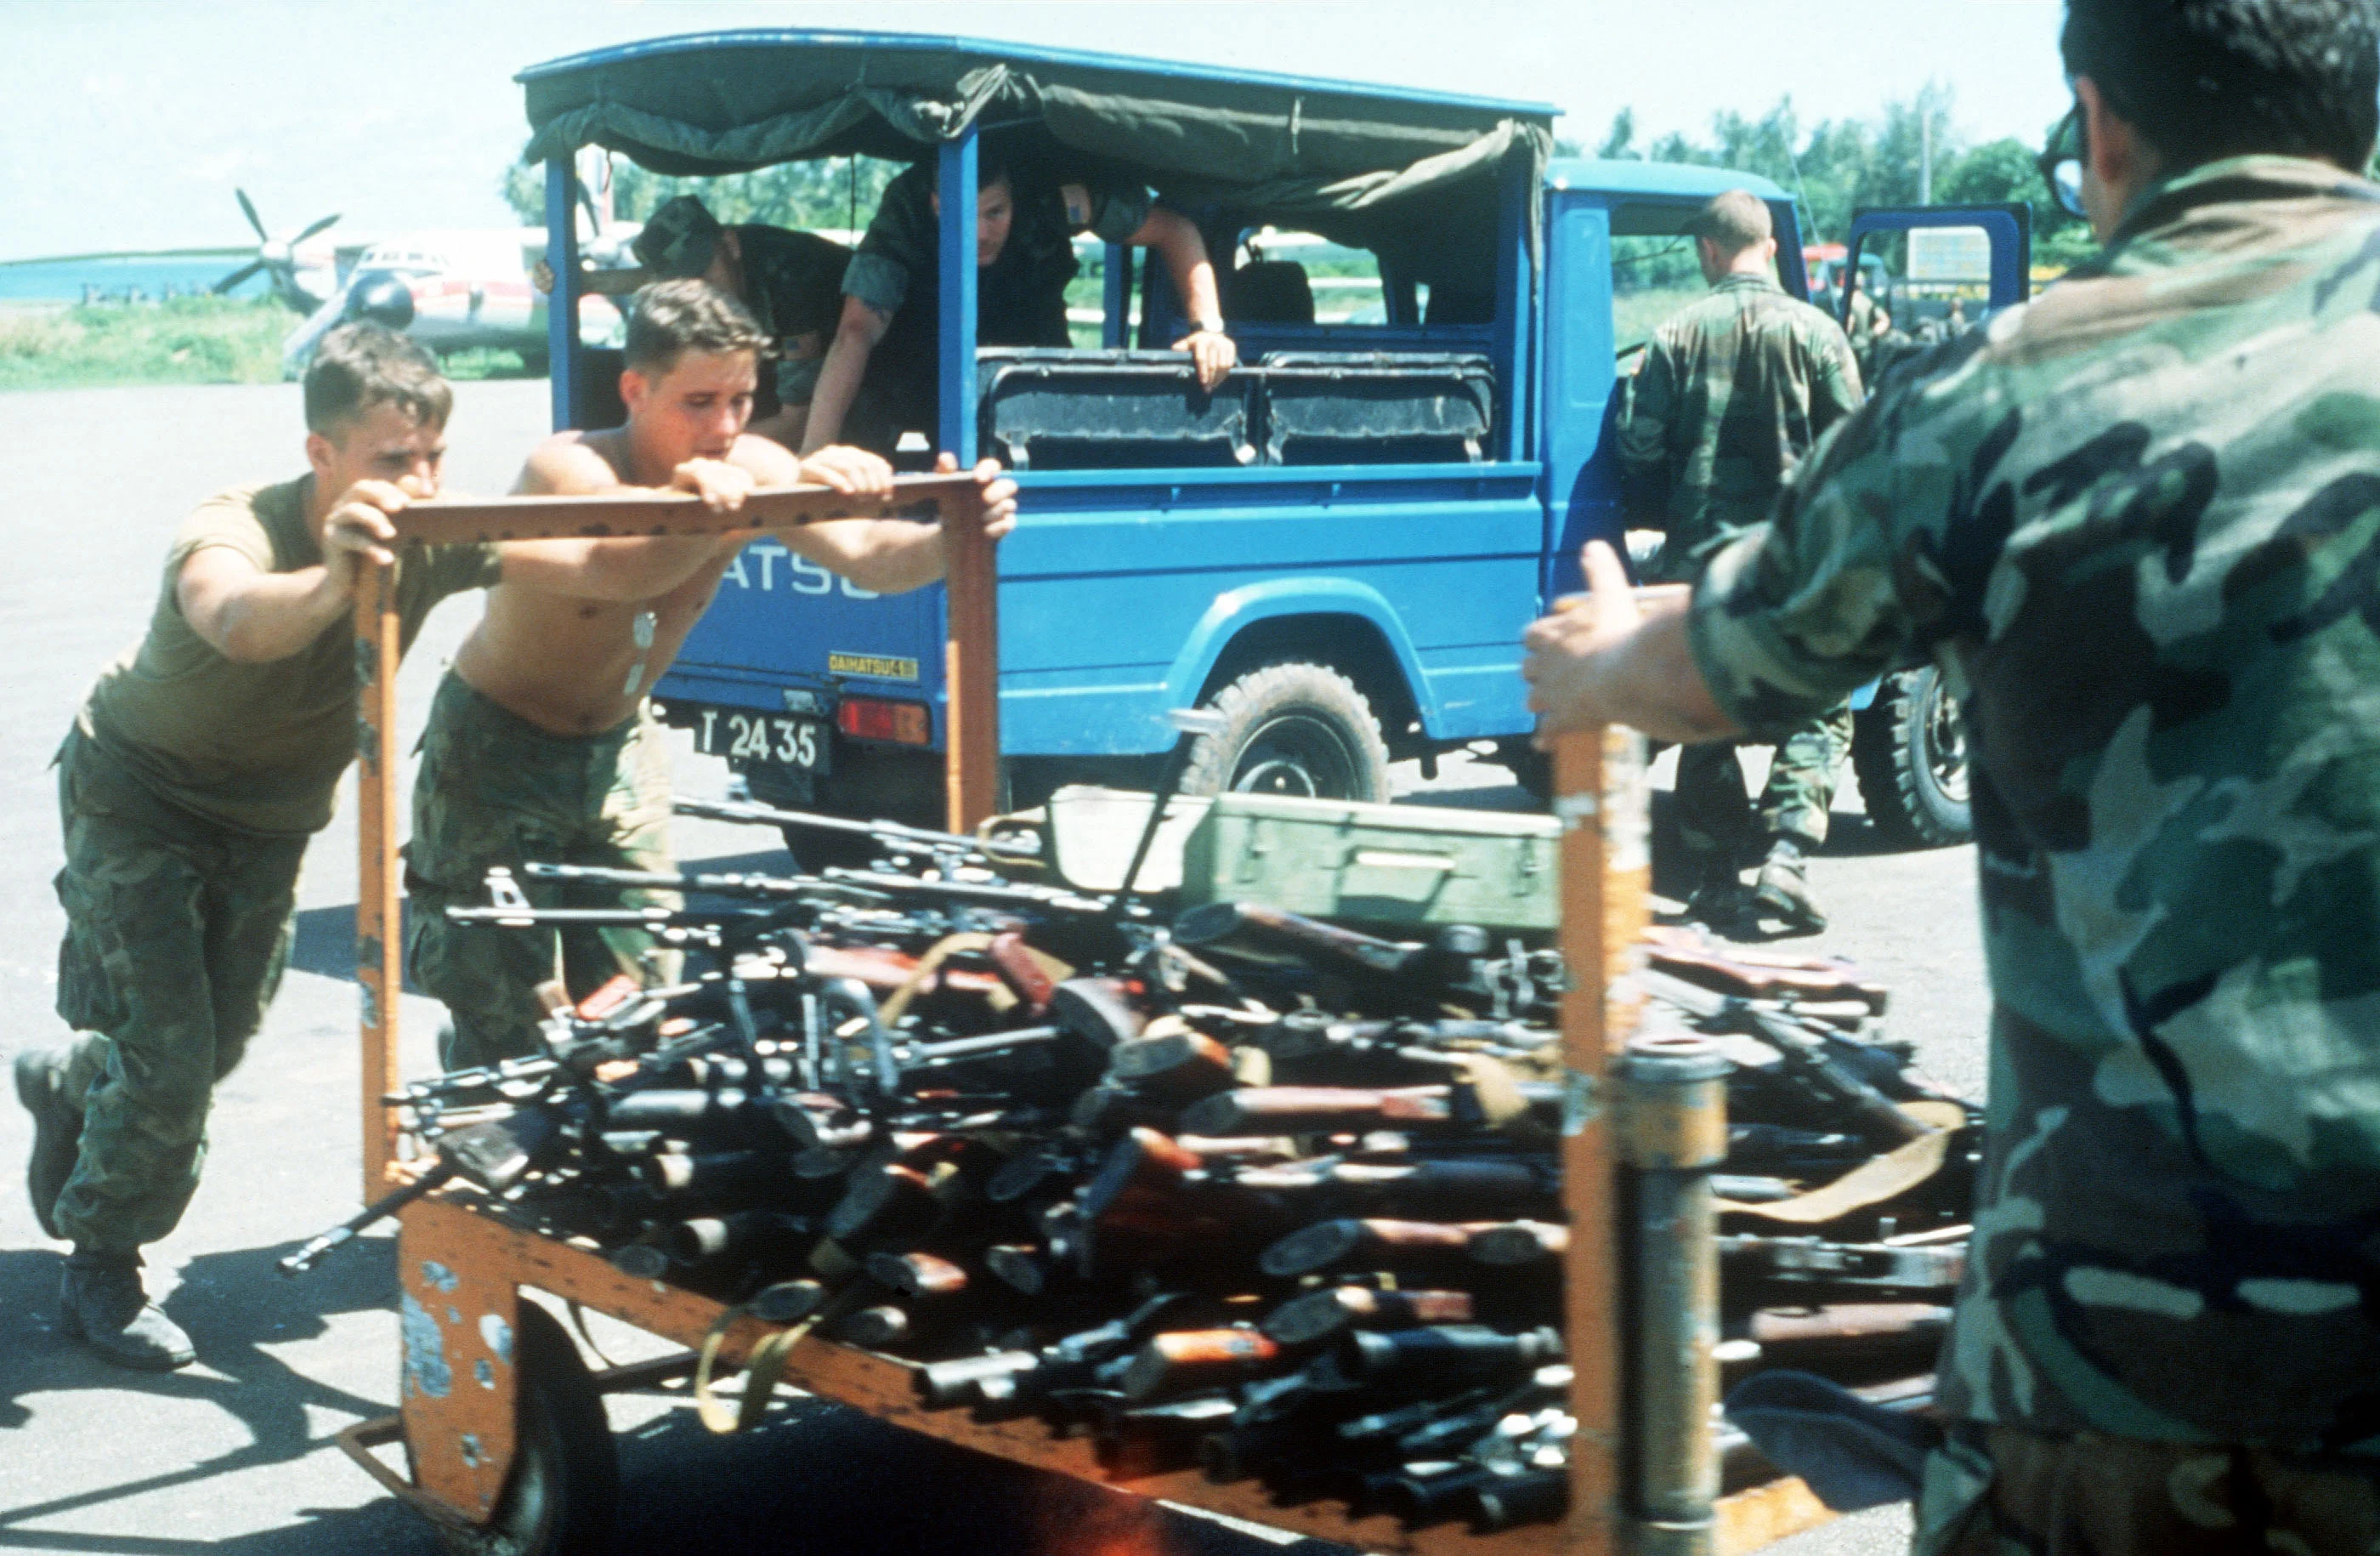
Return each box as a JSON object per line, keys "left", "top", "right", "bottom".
{"left": 1177, "top": 793, "right": 1559, "bottom": 932}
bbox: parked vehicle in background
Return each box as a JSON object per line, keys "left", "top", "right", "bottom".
{"left": 522, "top": 31, "right": 2021, "bottom": 850}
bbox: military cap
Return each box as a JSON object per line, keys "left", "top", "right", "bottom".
{"left": 632, "top": 196, "right": 725, "bottom": 280}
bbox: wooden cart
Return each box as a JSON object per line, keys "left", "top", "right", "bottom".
{"left": 335, "top": 482, "right": 1840, "bottom": 1555}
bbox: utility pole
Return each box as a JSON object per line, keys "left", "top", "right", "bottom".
{"left": 1919, "top": 112, "right": 1933, "bottom": 204}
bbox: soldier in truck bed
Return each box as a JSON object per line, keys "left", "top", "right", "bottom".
{"left": 540, "top": 194, "right": 850, "bottom": 451}
{"left": 801, "top": 145, "right": 1239, "bottom": 457}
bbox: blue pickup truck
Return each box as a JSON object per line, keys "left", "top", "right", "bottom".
{"left": 520, "top": 31, "right": 2025, "bottom": 849}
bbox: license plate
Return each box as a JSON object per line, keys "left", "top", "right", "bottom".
{"left": 690, "top": 707, "right": 830, "bottom": 774}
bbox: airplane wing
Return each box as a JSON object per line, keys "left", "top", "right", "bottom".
{"left": 0, "top": 245, "right": 251, "bottom": 268}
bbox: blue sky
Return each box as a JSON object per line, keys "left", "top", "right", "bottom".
{"left": 0, "top": 0, "right": 2071, "bottom": 262}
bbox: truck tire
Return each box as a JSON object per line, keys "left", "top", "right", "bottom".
{"left": 413, "top": 1303, "right": 620, "bottom": 1556}
{"left": 1851, "top": 666, "right": 1972, "bottom": 849}
{"left": 1178, "top": 662, "right": 1391, "bottom": 803}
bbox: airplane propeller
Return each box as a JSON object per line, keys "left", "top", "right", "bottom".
{"left": 212, "top": 189, "right": 341, "bottom": 304}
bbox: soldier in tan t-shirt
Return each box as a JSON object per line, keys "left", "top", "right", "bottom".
{"left": 6, "top": 325, "right": 497, "bottom": 1369}
{"left": 13, "top": 324, "right": 779, "bottom": 1371}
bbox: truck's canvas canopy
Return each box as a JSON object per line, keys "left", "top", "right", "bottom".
{"left": 518, "top": 30, "right": 1552, "bottom": 280}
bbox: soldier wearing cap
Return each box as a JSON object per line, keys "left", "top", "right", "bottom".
{"left": 1528, "top": 2, "right": 2380, "bottom": 1547}
{"left": 544, "top": 195, "right": 850, "bottom": 451}
{"left": 1618, "top": 187, "right": 1864, "bottom": 934}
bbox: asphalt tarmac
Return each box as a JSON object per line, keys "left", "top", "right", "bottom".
{"left": 0, "top": 378, "right": 1981, "bottom": 1555}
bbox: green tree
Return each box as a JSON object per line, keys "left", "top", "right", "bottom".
{"left": 1941, "top": 133, "right": 2098, "bottom": 271}
{"left": 1594, "top": 109, "right": 1640, "bottom": 161}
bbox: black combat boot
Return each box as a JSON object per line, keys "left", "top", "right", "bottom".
{"left": 1683, "top": 861, "right": 1757, "bottom": 936}
{"left": 14, "top": 1047, "right": 82, "bottom": 1241}
{"left": 1754, "top": 838, "right": 1827, "bottom": 933}
{"left": 60, "top": 1248, "right": 194, "bottom": 1371}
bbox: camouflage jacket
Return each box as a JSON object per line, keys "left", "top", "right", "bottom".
{"left": 1686, "top": 156, "right": 2380, "bottom": 1457}
{"left": 1621, "top": 273, "right": 1863, "bottom": 581}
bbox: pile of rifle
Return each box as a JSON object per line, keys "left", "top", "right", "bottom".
{"left": 301, "top": 798, "right": 1978, "bottom": 1536}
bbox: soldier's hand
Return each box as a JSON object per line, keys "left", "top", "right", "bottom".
{"left": 672, "top": 457, "right": 756, "bottom": 514}
{"left": 321, "top": 477, "right": 412, "bottom": 587}
{"left": 801, "top": 445, "right": 895, "bottom": 497}
{"left": 1522, "top": 541, "right": 1642, "bottom": 746}
{"left": 531, "top": 259, "right": 556, "bottom": 295}
{"left": 1174, "top": 327, "right": 1238, "bottom": 390}
{"left": 937, "top": 452, "right": 1018, "bottom": 541}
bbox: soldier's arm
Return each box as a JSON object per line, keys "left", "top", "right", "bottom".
{"left": 1527, "top": 346, "right": 1974, "bottom": 745}
{"left": 494, "top": 437, "right": 758, "bottom": 601}
{"left": 1617, "top": 345, "right": 1679, "bottom": 525}
{"left": 802, "top": 295, "right": 892, "bottom": 454}
{"left": 177, "top": 481, "right": 410, "bottom": 663}
{"left": 1809, "top": 327, "right": 1867, "bottom": 436}
{"left": 1524, "top": 540, "right": 1736, "bottom": 744}
{"left": 773, "top": 453, "right": 1018, "bottom": 596}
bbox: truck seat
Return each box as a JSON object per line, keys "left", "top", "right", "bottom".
{"left": 1254, "top": 351, "right": 1494, "bottom": 465}
{"left": 1224, "top": 261, "right": 1316, "bottom": 326}
{"left": 976, "top": 349, "right": 1258, "bottom": 470}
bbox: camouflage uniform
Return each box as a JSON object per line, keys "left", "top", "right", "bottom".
{"left": 632, "top": 196, "right": 850, "bottom": 412}
{"left": 48, "top": 730, "right": 304, "bottom": 1252}
{"left": 839, "top": 162, "right": 1153, "bottom": 451}
{"left": 36, "top": 476, "right": 496, "bottom": 1252}
{"left": 405, "top": 672, "right": 678, "bottom": 1074}
{"left": 1684, "top": 157, "right": 2380, "bottom": 1547}
{"left": 1620, "top": 272, "right": 1864, "bottom": 880}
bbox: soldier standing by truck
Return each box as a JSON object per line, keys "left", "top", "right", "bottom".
{"left": 1619, "top": 189, "right": 1865, "bottom": 934}
{"left": 10, "top": 327, "right": 502, "bottom": 1369}
{"left": 1527, "top": 0, "right": 2380, "bottom": 1547}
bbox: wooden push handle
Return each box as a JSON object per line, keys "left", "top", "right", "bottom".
{"left": 940, "top": 483, "right": 1000, "bottom": 832}
{"left": 1556, "top": 725, "right": 1652, "bottom": 1556}
{"left": 354, "top": 562, "right": 405, "bottom": 1199}
{"left": 385, "top": 473, "right": 980, "bottom": 546}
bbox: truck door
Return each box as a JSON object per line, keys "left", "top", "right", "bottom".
{"left": 1837, "top": 202, "right": 2031, "bottom": 344}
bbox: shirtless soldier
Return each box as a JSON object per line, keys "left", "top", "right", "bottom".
{"left": 406, "top": 279, "right": 1017, "bottom": 1070}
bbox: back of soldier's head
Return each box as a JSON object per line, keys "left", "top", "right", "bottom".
{"left": 1683, "top": 190, "right": 1774, "bottom": 258}
{"left": 2062, "top": 0, "right": 2380, "bottom": 171}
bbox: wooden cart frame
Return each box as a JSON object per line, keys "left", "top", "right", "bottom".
{"left": 340, "top": 484, "right": 1837, "bottom": 1555}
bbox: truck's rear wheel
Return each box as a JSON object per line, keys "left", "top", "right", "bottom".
{"left": 1851, "top": 666, "right": 1972, "bottom": 849}
{"left": 1179, "top": 662, "right": 1391, "bottom": 803}
{"left": 412, "top": 1303, "right": 619, "bottom": 1556}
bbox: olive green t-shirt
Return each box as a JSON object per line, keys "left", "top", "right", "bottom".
{"left": 78, "top": 475, "right": 502, "bottom": 837}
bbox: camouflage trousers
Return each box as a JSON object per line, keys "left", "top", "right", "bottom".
{"left": 1918, "top": 1425, "right": 2380, "bottom": 1556}
{"left": 1672, "top": 703, "right": 1852, "bottom": 872}
{"left": 46, "top": 729, "right": 304, "bottom": 1252}
{"left": 405, "top": 673, "right": 677, "bottom": 1074}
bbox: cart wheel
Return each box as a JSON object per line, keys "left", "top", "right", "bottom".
{"left": 409, "top": 1303, "right": 620, "bottom": 1556}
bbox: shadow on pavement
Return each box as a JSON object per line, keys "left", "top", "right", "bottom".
{"left": 0, "top": 1238, "right": 406, "bottom": 1550}
{"left": 600, "top": 1398, "right": 1344, "bottom": 1556}
{"left": 286, "top": 900, "right": 360, "bottom": 985}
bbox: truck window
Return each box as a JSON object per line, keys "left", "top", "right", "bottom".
{"left": 1230, "top": 229, "right": 1388, "bottom": 326}
{"left": 1872, "top": 224, "right": 1995, "bottom": 333}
